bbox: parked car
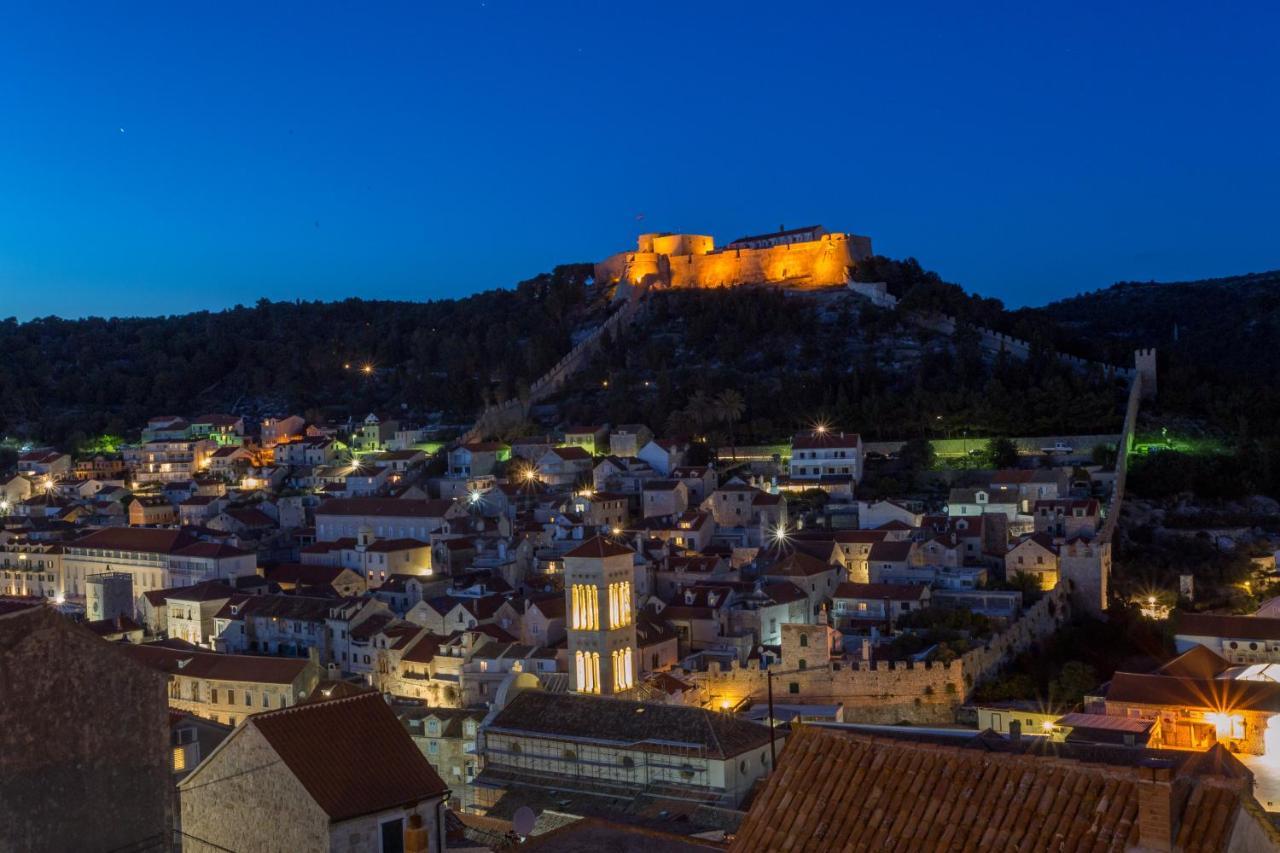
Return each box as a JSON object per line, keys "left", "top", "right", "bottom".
{"left": 1041, "top": 440, "right": 1073, "bottom": 454}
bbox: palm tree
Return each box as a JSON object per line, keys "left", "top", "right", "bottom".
{"left": 686, "top": 390, "right": 713, "bottom": 431}
{"left": 715, "top": 389, "right": 746, "bottom": 460}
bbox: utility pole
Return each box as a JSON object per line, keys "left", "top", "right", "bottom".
{"left": 767, "top": 668, "right": 776, "bottom": 770}
{"left": 764, "top": 663, "right": 809, "bottom": 773}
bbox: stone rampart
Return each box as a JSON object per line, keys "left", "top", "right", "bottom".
{"left": 691, "top": 585, "right": 1070, "bottom": 725}
{"left": 596, "top": 233, "right": 870, "bottom": 291}
{"left": 461, "top": 295, "right": 648, "bottom": 442}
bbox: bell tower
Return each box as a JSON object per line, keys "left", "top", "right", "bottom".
{"left": 564, "top": 536, "right": 637, "bottom": 694}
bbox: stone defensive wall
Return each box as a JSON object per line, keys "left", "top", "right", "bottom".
{"left": 461, "top": 295, "right": 649, "bottom": 442}
{"left": 848, "top": 281, "right": 1137, "bottom": 379}
{"left": 692, "top": 585, "right": 1071, "bottom": 725}
{"left": 596, "top": 232, "right": 872, "bottom": 291}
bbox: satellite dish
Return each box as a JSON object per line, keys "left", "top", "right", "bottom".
{"left": 512, "top": 806, "right": 536, "bottom": 836}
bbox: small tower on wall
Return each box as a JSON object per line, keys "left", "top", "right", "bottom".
{"left": 1135, "top": 348, "right": 1157, "bottom": 400}
{"left": 564, "top": 536, "right": 637, "bottom": 695}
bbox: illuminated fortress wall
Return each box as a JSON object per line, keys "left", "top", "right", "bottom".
{"left": 596, "top": 230, "right": 873, "bottom": 291}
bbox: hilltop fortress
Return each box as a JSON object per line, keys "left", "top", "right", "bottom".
{"left": 594, "top": 224, "right": 873, "bottom": 292}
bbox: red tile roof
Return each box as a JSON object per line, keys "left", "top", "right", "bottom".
{"left": 564, "top": 536, "right": 633, "bottom": 559}
{"left": 244, "top": 692, "right": 448, "bottom": 820}
{"left": 1176, "top": 612, "right": 1280, "bottom": 642}
{"left": 119, "top": 643, "right": 311, "bottom": 684}
{"left": 868, "top": 540, "right": 914, "bottom": 562}
{"left": 730, "top": 725, "right": 1249, "bottom": 853}
{"left": 163, "top": 580, "right": 235, "bottom": 603}
{"left": 265, "top": 564, "right": 357, "bottom": 587}
{"left": 759, "top": 550, "right": 833, "bottom": 578}
{"left": 316, "top": 497, "right": 454, "bottom": 518}
{"left": 793, "top": 530, "right": 888, "bottom": 545}
{"left": 1106, "top": 671, "right": 1280, "bottom": 713}
{"left": 1155, "top": 645, "right": 1231, "bottom": 679}
{"left": 760, "top": 581, "right": 807, "bottom": 605}
{"left": 833, "top": 582, "right": 929, "bottom": 601}
{"left": 549, "top": 446, "right": 592, "bottom": 461}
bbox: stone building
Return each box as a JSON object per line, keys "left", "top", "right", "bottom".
{"left": 1100, "top": 645, "right": 1280, "bottom": 757}
{"left": 564, "top": 536, "right": 638, "bottom": 695}
{"left": 477, "top": 689, "right": 776, "bottom": 811}
{"left": 179, "top": 691, "right": 449, "bottom": 852}
{"left": 594, "top": 226, "right": 872, "bottom": 291}
{"left": 120, "top": 642, "right": 322, "bottom": 726}
{"left": 61, "top": 527, "right": 255, "bottom": 610}
{"left": 398, "top": 705, "right": 486, "bottom": 811}
{"left": 0, "top": 604, "right": 174, "bottom": 852}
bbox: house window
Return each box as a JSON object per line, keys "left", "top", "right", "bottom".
{"left": 788, "top": 682, "right": 799, "bottom": 694}
{"left": 799, "top": 634, "right": 808, "bottom": 647}
{"left": 380, "top": 817, "right": 405, "bottom": 853}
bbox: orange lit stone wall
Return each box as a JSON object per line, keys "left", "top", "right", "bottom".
{"left": 595, "top": 232, "right": 871, "bottom": 291}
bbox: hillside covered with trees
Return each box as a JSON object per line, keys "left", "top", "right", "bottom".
{"left": 0, "top": 264, "right": 596, "bottom": 447}
{"left": 553, "top": 285, "right": 1129, "bottom": 447}
{"left": 6, "top": 257, "right": 1279, "bottom": 466}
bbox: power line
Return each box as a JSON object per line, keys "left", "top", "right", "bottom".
{"left": 177, "top": 758, "right": 282, "bottom": 793}
{"left": 174, "top": 828, "right": 240, "bottom": 853}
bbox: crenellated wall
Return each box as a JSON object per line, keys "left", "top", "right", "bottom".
{"left": 596, "top": 232, "right": 873, "bottom": 291}
{"left": 692, "top": 586, "right": 1071, "bottom": 725}
{"left": 460, "top": 294, "right": 650, "bottom": 443}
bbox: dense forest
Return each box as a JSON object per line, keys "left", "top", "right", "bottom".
{"left": 1029, "top": 271, "right": 1280, "bottom": 499}
{"left": 7, "top": 255, "right": 1280, "bottom": 473}
{"left": 554, "top": 285, "right": 1129, "bottom": 446}
{"left": 0, "top": 265, "right": 595, "bottom": 447}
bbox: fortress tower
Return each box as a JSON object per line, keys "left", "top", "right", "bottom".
{"left": 564, "top": 536, "right": 637, "bottom": 695}
{"left": 1135, "top": 348, "right": 1157, "bottom": 400}
{"left": 594, "top": 225, "right": 873, "bottom": 292}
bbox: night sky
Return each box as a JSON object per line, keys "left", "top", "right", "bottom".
{"left": 2, "top": 1, "right": 1278, "bottom": 320}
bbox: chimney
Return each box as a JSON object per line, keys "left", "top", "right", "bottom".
{"left": 1008, "top": 720, "right": 1021, "bottom": 745}
{"left": 404, "top": 812, "right": 428, "bottom": 853}
{"left": 1137, "top": 759, "right": 1178, "bottom": 852}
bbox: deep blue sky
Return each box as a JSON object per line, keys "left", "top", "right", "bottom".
{"left": 3, "top": 2, "right": 1278, "bottom": 320}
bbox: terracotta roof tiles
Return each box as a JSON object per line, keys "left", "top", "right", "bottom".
{"left": 238, "top": 692, "right": 448, "bottom": 821}
{"left": 730, "top": 726, "right": 1251, "bottom": 853}
{"left": 564, "top": 535, "right": 633, "bottom": 559}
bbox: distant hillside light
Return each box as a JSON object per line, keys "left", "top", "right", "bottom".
{"left": 362, "top": 364, "right": 373, "bottom": 375}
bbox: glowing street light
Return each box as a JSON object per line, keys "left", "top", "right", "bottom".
{"left": 361, "top": 364, "right": 374, "bottom": 375}
{"left": 469, "top": 489, "right": 483, "bottom": 506}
